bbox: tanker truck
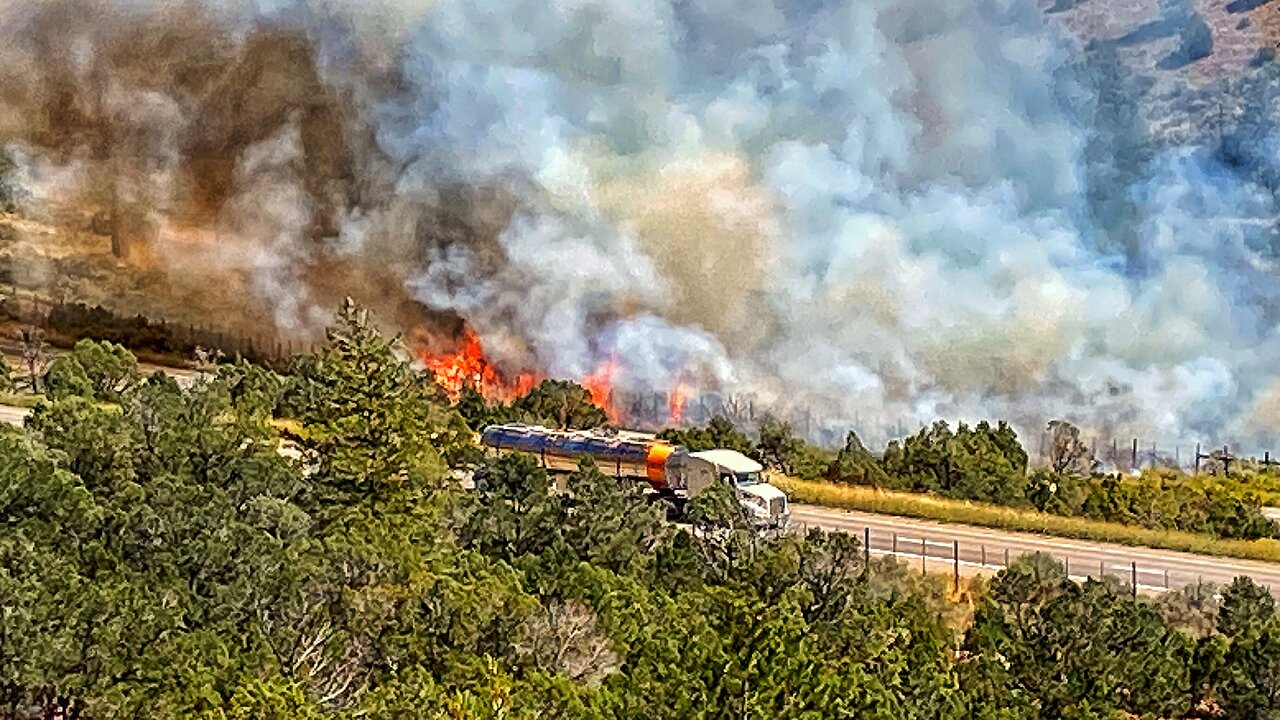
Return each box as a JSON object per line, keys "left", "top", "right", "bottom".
{"left": 479, "top": 423, "right": 790, "bottom": 530}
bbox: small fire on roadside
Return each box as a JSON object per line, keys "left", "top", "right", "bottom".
{"left": 420, "top": 326, "right": 539, "bottom": 402}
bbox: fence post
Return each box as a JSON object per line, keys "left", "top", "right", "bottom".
{"left": 1131, "top": 438, "right": 1138, "bottom": 470}
{"left": 981, "top": 544, "right": 986, "bottom": 568}
{"left": 1065, "top": 557, "right": 1070, "bottom": 578}
{"left": 1100, "top": 559, "right": 1105, "bottom": 579}
{"left": 953, "top": 540, "right": 959, "bottom": 593}
{"left": 891, "top": 532, "right": 898, "bottom": 556}
{"left": 1131, "top": 561, "right": 1138, "bottom": 597}
{"left": 1164, "top": 569, "right": 1169, "bottom": 590}
{"left": 863, "top": 527, "right": 870, "bottom": 573}
{"left": 921, "top": 538, "right": 926, "bottom": 575}
{"left": 1003, "top": 547, "right": 1009, "bottom": 566}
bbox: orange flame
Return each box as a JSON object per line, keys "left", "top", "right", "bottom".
{"left": 669, "top": 381, "right": 691, "bottom": 425}
{"left": 421, "top": 327, "right": 540, "bottom": 402}
{"left": 582, "top": 356, "right": 619, "bottom": 421}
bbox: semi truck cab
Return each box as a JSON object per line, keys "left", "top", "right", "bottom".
{"left": 668, "top": 449, "right": 790, "bottom": 529}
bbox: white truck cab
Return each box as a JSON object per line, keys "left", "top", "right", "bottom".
{"left": 670, "top": 449, "right": 790, "bottom": 529}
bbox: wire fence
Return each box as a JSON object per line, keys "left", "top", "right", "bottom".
{"left": 0, "top": 287, "right": 317, "bottom": 370}
{"left": 789, "top": 520, "right": 1279, "bottom": 598}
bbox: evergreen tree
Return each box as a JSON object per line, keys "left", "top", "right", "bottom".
{"left": 562, "top": 457, "right": 668, "bottom": 575}
{"left": 508, "top": 379, "right": 608, "bottom": 430}
{"left": 827, "top": 430, "right": 891, "bottom": 487}
{"left": 286, "top": 299, "right": 450, "bottom": 506}
{"left": 1218, "top": 577, "right": 1277, "bottom": 638}
{"left": 44, "top": 338, "right": 140, "bottom": 402}
{"left": 456, "top": 453, "right": 563, "bottom": 558}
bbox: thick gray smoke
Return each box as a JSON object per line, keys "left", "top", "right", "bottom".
{"left": 5, "top": 0, "right": 1280, "bottom": 448}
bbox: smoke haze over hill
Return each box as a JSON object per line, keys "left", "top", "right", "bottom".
{"left": 4, "top": 0, "right": 1280, "bottom": 445}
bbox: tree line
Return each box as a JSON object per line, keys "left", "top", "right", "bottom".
{"left": 2, "top": 302, "right": 1279, "bottom": 718}
{"left": 661, "top": 413, "right": 1277, "bottom": 541}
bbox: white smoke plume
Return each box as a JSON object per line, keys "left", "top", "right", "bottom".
{"left": 4, "top": 0, "right": 1280, "bottom": 449}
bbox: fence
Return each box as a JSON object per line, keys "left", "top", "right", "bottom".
{"left": 3, "top": 285, "right": 1279, "bottom": 469}
{"left": 1030, "top": 432, "right": 1280, "bottom": 476}
{"left": 0, "top": 286, "right": 317, "bottom": 370}
{"left": 787, "top": 520, "right": 1278, "bottom": 599}
{"left": 614, "top": 393, "right": 1280, "bottom": 471}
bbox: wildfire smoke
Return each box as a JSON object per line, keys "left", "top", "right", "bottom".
{"left": 5, "top": 0, "right": 1280, "bottom": 447}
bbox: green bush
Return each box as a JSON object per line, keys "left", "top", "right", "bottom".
{"left": 881, "top": 420, "right": 1028, "bottom": 505}
{"left": 44, "top": 339, "right": 140, "bottom": 403}
{"left": 827, "top": 431, "right": 892, "bottom": 487}
{"left": 658, "top": 415, "right": 755, "bottom": 455}
{"left": 507, "top": 379, "right": 608, "bottom": 429}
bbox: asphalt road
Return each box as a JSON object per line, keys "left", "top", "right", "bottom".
{"left": 0, "top": 404, "right": 30, "bottom": 427}
{"left": 0, "top": 343, "right": 203, "bottom": 389}
{"left": 3, "top": 384, "right": 1278, "bottom": 596}
{"left": 792, "top": 504, "right": 1280, "bottom": 595}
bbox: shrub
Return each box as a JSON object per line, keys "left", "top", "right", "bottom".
{"left": 44, "top": 339, "right": 140, "bottom": 403}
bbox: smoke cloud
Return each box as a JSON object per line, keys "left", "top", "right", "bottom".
{"left": 4, "top": 0, "right": 1280, "bottom": 448}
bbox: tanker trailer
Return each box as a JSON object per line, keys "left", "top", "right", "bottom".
{"left": 479, "top": 423, "right": 790, "bottom": 529}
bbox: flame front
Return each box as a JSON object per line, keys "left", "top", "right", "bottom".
{"left": 422, "top": 327, "right": 539, "bottom": 402}
{"left": 669, "top": 381, "right": 691, "bottom": 425}
{"left": 582, "top": 356, "right": 619, "bottom": 422}
{"left": 423, "top": 328, "right": 681, "bottom": 427}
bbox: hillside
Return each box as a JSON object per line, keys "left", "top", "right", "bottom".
{"left": 1053, "top": 0, "right": 1280, "bottom": 149}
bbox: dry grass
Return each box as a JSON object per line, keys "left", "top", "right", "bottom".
{"left": 0, "top": 391, "right": 44, "bottom": 409}
{"left": 778, "top": 477, "right": 1280, "bottom": 564}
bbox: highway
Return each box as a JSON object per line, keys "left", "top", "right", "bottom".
{"left": 0, "top": 345, "right": 203, "bottom": 389}
{"left": 0, "top": 404, "right": 30, "bottom": 427}
{"left": 793, "top": 504, "right": 1280, "bottom": 595}
{"left": 3, "top": 386, "right": 1278, "bottom": 596}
